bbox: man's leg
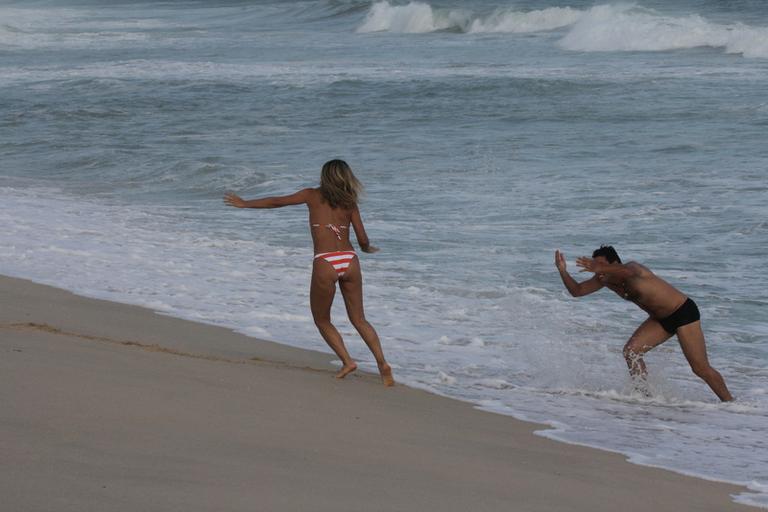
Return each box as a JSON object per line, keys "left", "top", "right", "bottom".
{"left": 623, "top": 317, "right": 673, "bottom": 378}
{"left": 676, "top": 321, "right": 733, "bottom": 402}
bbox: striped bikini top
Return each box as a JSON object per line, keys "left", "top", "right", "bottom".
{"left": 311, "top": 223, "right": 349, "bottom": 240}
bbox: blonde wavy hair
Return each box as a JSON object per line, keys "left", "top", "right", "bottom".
{"left": 319, "top": 159, "right": 363, "bottom": 209}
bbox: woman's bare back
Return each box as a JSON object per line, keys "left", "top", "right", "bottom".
{"left": 306, "top": 188, "right": 369, "bottom": 254}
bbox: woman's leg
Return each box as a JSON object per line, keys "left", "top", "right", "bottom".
{"left": 339, "top": 257, "right": 394, "bottom": 386}
{"left": 310, "top": 258, "right": 356, "bottom": 378}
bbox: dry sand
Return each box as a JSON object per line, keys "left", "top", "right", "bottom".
{"left": 0, "top": 275, "right": 755, "bottom": 511}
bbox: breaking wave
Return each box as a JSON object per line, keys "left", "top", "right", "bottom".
{"left": 356, "top": 1, "right": 768, "bottom": 58}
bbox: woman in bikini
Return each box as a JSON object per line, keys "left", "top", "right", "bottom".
{"left": 224, "top": 159, "right": 394, "bottom": 386}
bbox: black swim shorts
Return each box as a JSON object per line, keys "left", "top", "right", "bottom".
{"left": 659, "top": 298, "right": 700, "bottom": 334}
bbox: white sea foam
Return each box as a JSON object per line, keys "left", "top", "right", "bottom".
{"left": 467, "top": 7, "right": 583, "bottom": 34}
{"left": 356, "top": 1, "right": 470, "bottom": 33}
{"left": 560, "top": 4, "right": 768, "bottom": 58}
{"left": 735, "top": 481, "right": 768, "bottom": 509}
{"left": 356, "top": 1, "right": 580, "bottom": 34}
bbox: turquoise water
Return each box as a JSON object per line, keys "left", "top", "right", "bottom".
{"left": 1, "top": 0, "right": 767, "bottom": 506}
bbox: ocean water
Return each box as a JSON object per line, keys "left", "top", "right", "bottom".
{"left": 1, "top": 0, "right": 767, "bottom": 506}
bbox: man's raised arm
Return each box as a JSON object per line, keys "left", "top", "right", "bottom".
{"left": 555, "top": 250, "right": 603, "bottom": 297}
{"left": 576, "top": 256, "right": 637, "bottom": 279}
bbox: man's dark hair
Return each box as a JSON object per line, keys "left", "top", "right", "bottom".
{"left": 592, "top": 245, "right": 622, "bottom": 264}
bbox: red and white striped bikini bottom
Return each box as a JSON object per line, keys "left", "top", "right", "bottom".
{"left": 314, "top": 251, "right": 357, "bottom": 277}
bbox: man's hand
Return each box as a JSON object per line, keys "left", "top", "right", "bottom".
{"left": 555, "top": 250, "right": 567, "bottom": 273}
{"left": 224, "top": 192, "right": 246, "bottom": 208}
{"left": 576, "top": 256, "right": 598, "bottom": 273}
{"left": 556, "top": 251, "right": 605, "bottom": 297}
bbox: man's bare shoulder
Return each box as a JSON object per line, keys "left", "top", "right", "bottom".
{"left": 626, "top": 261, "right": 652, "bottom": 277}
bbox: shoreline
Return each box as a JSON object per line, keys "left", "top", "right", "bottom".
{"left": 1, "top": 273, "right": 758, "bottom": 511}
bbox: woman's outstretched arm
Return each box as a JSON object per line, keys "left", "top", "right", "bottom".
{"left": 224, "top": 188, "right": 311, "bottom": 209}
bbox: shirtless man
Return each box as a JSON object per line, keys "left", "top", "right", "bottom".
{"left": 555, "top": 245, "right": 733, "bottom": 401}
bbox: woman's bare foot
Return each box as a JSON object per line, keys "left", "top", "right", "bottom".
{"left": 378, "top": 362, "right": 395, "bottom": 387}
{"left": 335, "top": 362, "right": 357, "bottom": 379}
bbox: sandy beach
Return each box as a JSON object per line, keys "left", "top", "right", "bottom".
{"left": 0, "top": 274, "right": 755, "bottom": 512}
